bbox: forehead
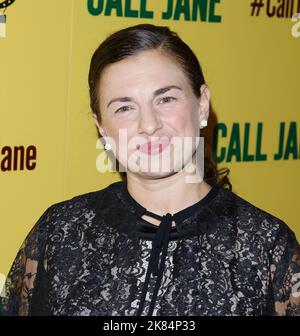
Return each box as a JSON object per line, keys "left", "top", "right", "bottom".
{"left": 99, "top": 50, "right": 189, "bottom": 94}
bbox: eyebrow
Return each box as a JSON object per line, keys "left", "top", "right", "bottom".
{"left": 106, "top": 85, "right": 182, "bottom": 109}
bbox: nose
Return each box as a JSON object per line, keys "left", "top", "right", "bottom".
{"left": 137, "top": 105, "right": 163, "bottom": 136}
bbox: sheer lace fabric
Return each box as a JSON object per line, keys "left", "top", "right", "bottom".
{"left": 1, "top": 181, "right": 300, "bottom": 316}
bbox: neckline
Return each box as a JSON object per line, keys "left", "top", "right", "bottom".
{"left": 119, "top": 180, "right": 220, "bottom": 224}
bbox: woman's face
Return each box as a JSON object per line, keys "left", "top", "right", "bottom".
{"left": 93, "top": 49, "right": 210, "bottom": 179}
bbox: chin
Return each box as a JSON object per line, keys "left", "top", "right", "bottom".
{"left": 138, "top": 170, "right": 177, "bottom": 180}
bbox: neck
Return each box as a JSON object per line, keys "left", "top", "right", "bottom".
{"left": 126, "top": 153, "right": 211, "bottom": 217}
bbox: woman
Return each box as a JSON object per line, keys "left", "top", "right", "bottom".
{"left": 1, "top": 24, "right": 300, "bottom": 316}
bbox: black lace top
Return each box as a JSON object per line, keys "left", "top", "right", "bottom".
{"left": 1, "top": 181, "right": 300, "bottom": 316}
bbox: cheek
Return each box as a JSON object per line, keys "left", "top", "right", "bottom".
{"left": 105, "top": 122, "right": 137, "bottom": 156}
{"left": 169, "top": 103, "right": 198, "bottom": 135}
{"left": 105, "top": 119, "right": 130, "bottom": 141}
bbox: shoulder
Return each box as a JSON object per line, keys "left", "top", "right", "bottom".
{"left": 45, "top": 180, "right": 124, "bottom": 216}
{"left": 33, "top": 181, "right": 125, "bottom": 235}
{"left": 214, "top": 187, "right": 299, "bottom": 249}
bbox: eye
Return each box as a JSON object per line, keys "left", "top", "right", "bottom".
{"left": 159, "top": 96, "right": 176, "bottom": 104}
{"left": 115, "top": 106, "right": 132, "bottom": 114}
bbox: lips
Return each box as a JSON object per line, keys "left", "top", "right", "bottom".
{"left": 138, "top": 137, "right": 170, "bottom": 155}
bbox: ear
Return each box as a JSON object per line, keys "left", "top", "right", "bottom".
{"left": 198, "top": 84, "right": 211, "bottom": 128}
{"left": 92, "top": 113, "right": 106, "bottom": 137}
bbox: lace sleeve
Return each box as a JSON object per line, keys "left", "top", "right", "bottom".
{"left": 0, "top": 206, "right": 53, "bottom": 316}
{"left": 271, "top": 222, "right": 300, "bottom": 316}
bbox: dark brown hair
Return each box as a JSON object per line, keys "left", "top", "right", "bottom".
{"left": 88, "top": 24, "right": 231, "bottom": 190}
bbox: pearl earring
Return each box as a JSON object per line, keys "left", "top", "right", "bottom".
{"left": 200, "top": 120, "right": 208, "bottom": 127}
{"left": 104, "top": 142, "right": 112, "bottom": 151}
